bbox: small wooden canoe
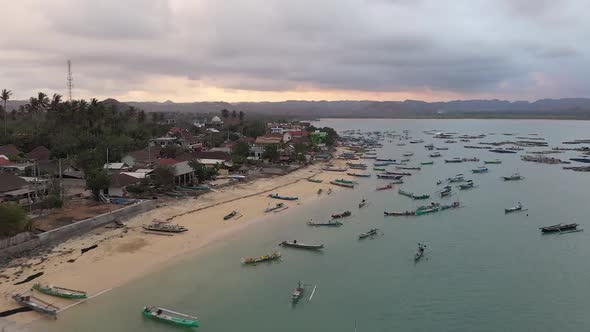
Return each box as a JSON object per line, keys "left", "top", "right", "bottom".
{"left": 279, "top": 241, "right": 324, "bottom": 250}
{"left": 142, "top": 306, "right": 199, "bottom": 327}
{"left": 32, "top": 283, "right": 87, "bottom": 299}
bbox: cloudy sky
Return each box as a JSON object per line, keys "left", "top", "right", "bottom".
{"left": 1, "top": 0, "right": 588, "bottom": 102}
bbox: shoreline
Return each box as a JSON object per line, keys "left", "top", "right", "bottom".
{"left": 0, "top": 157, "right": 351, "bottom": 328}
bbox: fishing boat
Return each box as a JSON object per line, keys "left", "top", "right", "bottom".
{"left": 401, "top": 158, "right": 410, "bottom": 163}
{"left": 358, "top": 228, "right": 379, "bottom": 239}
{"left": 330, "top": 180, "right": 354, "bottom": 188}
{"left": 374, "top": 162, "right": 394, "bottom": 167}
{"left": 265, "top": 203, "right": 284, "bottom": 213}
{"left": 291, "top": 281, "right": 305, "bottom": 303}
{"left": 448, "top": 175, "right": 465, "bottom": 183}
{"left": 569, "top": 158, "right": 590, "bottom": 163}
{"left": 444, "top": 158, "right": 463, "bottom": 163}
{"left": 414, "top": 243, "right": 426, "bottom": 261}
{"left": 429, "top": 152, "right": 442, "bottom": 157}
{"left": 13, "top": 294, "right": 59, "bottom": 316}
{"left": 347, "top": 172, "right": 371, "bottom": 177}
{"left": 458, "top": 180, "right": 475, "bottom": 190}
{"left": 502, "top": 173, "right": 524, "bottom": 181}
{"left": 402, "top": 152, "right": 414, "bottom": 157}
{"left": 386, "top": 171, "right": 412, "bottom": 176}
{"left": 279, "top": 241, "right": 324, "bottom": 250}
{"left": 373, "top": 167, "right": 386, "bottom": 171}
{"left": 32, "top": 283, "right": 87, "bottom": 299}
{"left": 377, "top": 174, "right": 404, "bottom": 180}
{"left": 307, "top": 178, "right": 323, "bottom": 183}
{"left": 143, "top": 223, "right": 187, "bottom": 233}
{"left": 505, "top": 202, "right": 524, "bottom": 213}
{"left": 307, "top": 220, "right": 343, "bottom": 227}
{"left": 489, "top": 149, "right": 517, "bottom": 154}
{"left": 142, "top": 306, "right": 199, "bottom": 327}
{"left": 410, "top": 139, "right": 424, "bottom": 144}
{"left": 376, "top": 184, "right": 393, "bottom": 191}
{"left": 421, "top": 161, "right": 434, "bottom": 165}
{"left": 472, "top": 166, "right": 489, "bottom": 173}
{"left": 268, "top": 193, "right": 299, "bottom": 200}
{"left": 484, "top": 159, "right": 502, "bottom": 164}
{"left": 436, "top": 147, "right": 449, "bottom": 150}
{"left": 540, "top": 223, "right": 580, "bottom": 233}
{"left": 376, "top": 158, "right": 395, "bottom": 162}
{"left": 331, "top": 211, "right": 351, "bottom": 219}
{"left": 358, "top": 199, "right": 367, "bottom": 208}
{"left": 415, "top": 204, "right": 441, "bottom": 215}
{"left": 396, "top": 166, "right": 421, "bottom": 170}
{"left": 398, "top": 189, "right": 413, "bottom": 198}
{"left": 412, "top": 193, "right": 430, "bottom": 200}
{"left": 322, "top": 167, "right": 348, "bottom": 172}
{"left": 440, "top": 201, "right": 461, "bottom": 210}
{"left": 440, "top": 186, "right": 452, "bottom": 197}
{"left": 384, "top": 210, "right": 415, "bottom": 216}
{"left": 462, "top": 157, "right": 480, "bottom": 162}
{"left": 242, "top": 251, "right": 282, "bottom": 264}
{"left": 349, "top": 165, "right": 368, "bottom": 170}
{"left": 347, "top": 162, "right": 368, "bottom": 168}
{"left": 224, "top": 210, "right": 238, "bottom": 220}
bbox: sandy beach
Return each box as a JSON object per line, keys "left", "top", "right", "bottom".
{"left": 0, "top": 157, "right": 354, "bottom": 328}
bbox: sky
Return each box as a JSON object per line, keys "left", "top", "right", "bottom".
{"left": 1, "top": 0, "right": 589, "bottom": 102}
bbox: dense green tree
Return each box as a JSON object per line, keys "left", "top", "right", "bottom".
{"left": 221, "top": 109, "right": 229, "bottom": 120}
{"left": 153, "top": 165, "right": 175, "bottom": 189}
{"left": 263, "top": 144, "right": 279, "bottom": 162}
{"left": 243, "top": 121, "right": 266, "bottom": 138}
{"left": 0, "top": 203, "right": 29, "bottom": 236}
{"left": 86, "top": 169, "right": 111, "bottom": 197}
{"left": 189, "top": 161, "right": 218, "bottom": 183}
{"left": 238, "top": 111, "right": 245, "bottom": 125}
{"left": 232, "top": 141, "right": 251, "bottom": 163}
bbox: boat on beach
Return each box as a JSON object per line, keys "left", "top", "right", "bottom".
{"left": 358, "top": 228, "right": 379, "bottom": 239}
{"left": 242, "top": 251, "right": 282, "bottom": 264}
{"left": 265, "top": 203, "right": 284, "bottom": 213}
{"left": 377, "top": 174, "right": 404, "bottom": 180}
{"left": 13, "top": 294, "right": 59, "bottom": 316}
{"left": 505, "top": 202, "right": 524, "bottom": 213}
{"left": 540, "top": 223, "right": 580, "bottom": 233}
{"left": 347, "top": 172, "right": 371, "bottom": 177}
{"left": 330, "top": 180, "right": 355, "bottom": 188}
{"left": 142, "top": 306, "right": 199, "bottom": 327}
{"left": 307, "top": 220, "right": 343, "bottom": 227}
{"left": 224, "top": 210, "right": 238, "bottom": 220}
{"left": 322, "top": 167, "right": 348, "bottom": 172}
{"left": 32, "top": 283, "right": 87, "bottom": 299}
{"left": 143, "top": 223, "right": 187, "bottom": 233}
{"left": 268, "top": 193, "right": 299, "bottom": 200}
{"left": 307, "top": 178, "right": 323, "bottom": 183}
{"left": 331, "top": 211, "right": 351, "bottom": 219}
{"left": 373, "top": 167, "right": 386, "bottom": 171}
{"left": 279, "top": 241, "right": 324, "bottom": 250}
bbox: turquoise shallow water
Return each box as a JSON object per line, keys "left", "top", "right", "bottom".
{"left": 41, "top": 119, "right": 590, "bottom": 332}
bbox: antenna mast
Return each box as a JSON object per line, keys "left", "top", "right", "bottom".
{"left": 67, "top": 60, "right": 73, "bottom": 101}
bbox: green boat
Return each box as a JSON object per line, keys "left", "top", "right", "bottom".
{"left": 411, "top": 194, "right": 430, "bottom": 200}
{"left": 224, "top": 211, "right": 238, "bottom": 220}
{"left": 143, "top": 306, "right": 199, "bottom": 327}
{"left": 307, "top": 178, "right": 323, "bottom": 183}
{"left": 32, "top": 283, "right": 87, "bottom": 299}
{"left": 335, "top": 178, "right": 355, "bottom": 185}
{"left": 420, "top": 161, "right": 434, "bottom": 165}
{"left": 373, "top": 167, "right": 386, "bottom": 171}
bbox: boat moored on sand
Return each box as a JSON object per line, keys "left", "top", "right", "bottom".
{"left": 13, "top": 294, "right": 59, "bottom": 316}
{"left": 32, "top": 284, "right": 87, "bottom": 299}
{"left": 268, "top": 193, "right": 299, "bottom": 200}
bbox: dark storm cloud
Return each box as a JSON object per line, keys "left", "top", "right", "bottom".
{"left": 1, "top": 0, "right": 589, "bottom": 100}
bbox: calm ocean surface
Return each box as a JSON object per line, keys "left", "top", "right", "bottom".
{"left": 42, "top": 119, "right": 590, "bottom": 332}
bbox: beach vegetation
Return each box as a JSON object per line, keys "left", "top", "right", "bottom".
{"left": 0, "top": 203, "right": 30, "bottom": 236}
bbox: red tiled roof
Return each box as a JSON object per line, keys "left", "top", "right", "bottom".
{"left": 0, "top": 158, "right": 15, "bottom": 166}
{"left": 25, "top": 146, "right": 51, "bottom": 161}
{"left": 157, "top": 158, "right": 180, "bottom": 165}
{"left": 193, "top": 151, "right": 231, "bottom": 161}
{"left": 0, "top": 144, "right": 22, "bottom": 158}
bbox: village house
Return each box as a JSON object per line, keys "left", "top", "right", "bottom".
{"left": 149, "top": 136, "right": 182, "bottom": 148}
{"left": 255, "top": 135, "right": 283, "bottom": 145}
{"left": 25, "top": 146, "right": 51, "bottom": 161}
{"left": 107, "top": 173, "right": 141, "bottom": 197}
{"left": 157, "top": 159, "right": 196, "bottom": 185}
{"left": 121, "top": 146, "right": 162, "bottom": 169}
{"left": 0, "top": 144, "right": 22, "bottom": 160}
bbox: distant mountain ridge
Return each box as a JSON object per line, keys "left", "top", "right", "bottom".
{"left": 6, "top": 98, "right": 590, "bottom": 119}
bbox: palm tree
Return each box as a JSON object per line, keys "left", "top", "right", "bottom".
{"left": 221, "top": 109, "right": 229, "bottom": 119}
{"left": 1, "top": 89, "right": 12, "bottom": 136}
{"left": 239, "top": 111, "right": 245, "bottom": 123}
{"left": 49, "top": 93, "right": 62, "bottom": 112}
{"left": 231, "top": 110, "right": 237, "bottom": 119}
{"left": 37, "top": 92, "right": 49, "bottom": 111}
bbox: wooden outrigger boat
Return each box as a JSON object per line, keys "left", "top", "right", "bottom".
{"left": 429, "top": 152, "right": 442, "bottom": 157}
{"left": 444, "top": 158, "right": 463, "bottom": 163}
{"left": 505, "top": 202, "right": 524, "bottom": 213}
{"left": 440, "top": 186, "right": 452, "bottom": 197}
{"left": 307, "top": 220, "right": 343, "bottom": 227}
{"left": 412, "top": 193, "right": 430, "bottom": 200}
{"left": 540, "top": 223, "right": 579, "bottom": 233}
{"left": 279, "top": 241, "right": 324, "bottom": 250}
{"left": 347, "top": 172, "right": 371, "bottom": 177}
{"left": 143, "top": 223, "right": 187, "bottom": 233}
{"left": 462, "top": 157, "right": 480, "bottom": 162}
{"left": 377, "top": 174, "right": 403, "bottom": 180}
{"left": 386, "top": 171, "right": 411, "bottom": 176}
{"left": 502, "top": 173, "right": 524, "bottom": 181}
{"left": 331, "top": 211, "right": 351, "bottom": 219}
{"left": 13, "top": 294, "right": 59, "bottom": 316}
{"left": 373, "top": 167, "right": 386, "bottom": 171}
{"left": 396, "top": 166, "right": 421, "bottom": 170}
{"left": 415, "top": 204, "right": 441, "bottom": 215}
{"left": 330, "top": 180, "right": 354, "bottom": 188}
{"left": 265, "top": 203, "right": 284, "bottom": 213}
{"left": 458, "top": 180, "right": 475, "bottom": 190}
{"left": 291, "top": 281, "right": 305, "bottom": 303}
{"left": 402, "top": 152, "right": 414, "bottom": 156}
{"left": 242, "top": 251, "right": 282, "bottom": 264}
{"left": 374, "top": 162, "right": 394, "bottom": 167}
{"left": 142, "top": 306, "right": 199, "bottom": 327}
{"left": 421, "top": 161, "right": 434, "bottom": 165}
{"left": 384, "top": 210, "right": 415, "bottom": 216}
{"left": 414, "top": 244, "right": 426, "bottom": 261}
{"left": 307, "top": 178, "right": 323, "bottom": 183}
{"left": 484, "top": 159, "right": 502, "bottom": 164}
{"left": 398, "top": 189, "right": 413, "bottom": 198}
{"left": 322, "top": 167, "right": 348, "bottom": 172}
{"left": 358, "top": 199, "right": 367, "bottom": 208}
{"left": 32, "top": 283, "right": 87, "bottom": 299}
{"left": 268, "top": 193, "right": 299, "bottom": 200}
{"left": 224, "top": 210, "right": 238, "bottom": 220}
{"left": 376, "top": 184, "right": 393, "bottom": 191}
{"left": 358, "top": 228, "right": 379, "bottom": 239}
{"left": 448, "top": 174, "right": 465, "bottom": 183}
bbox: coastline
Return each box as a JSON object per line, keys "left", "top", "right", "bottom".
{"left": 0, "top": 157, "right": 351, "bottom": 328}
